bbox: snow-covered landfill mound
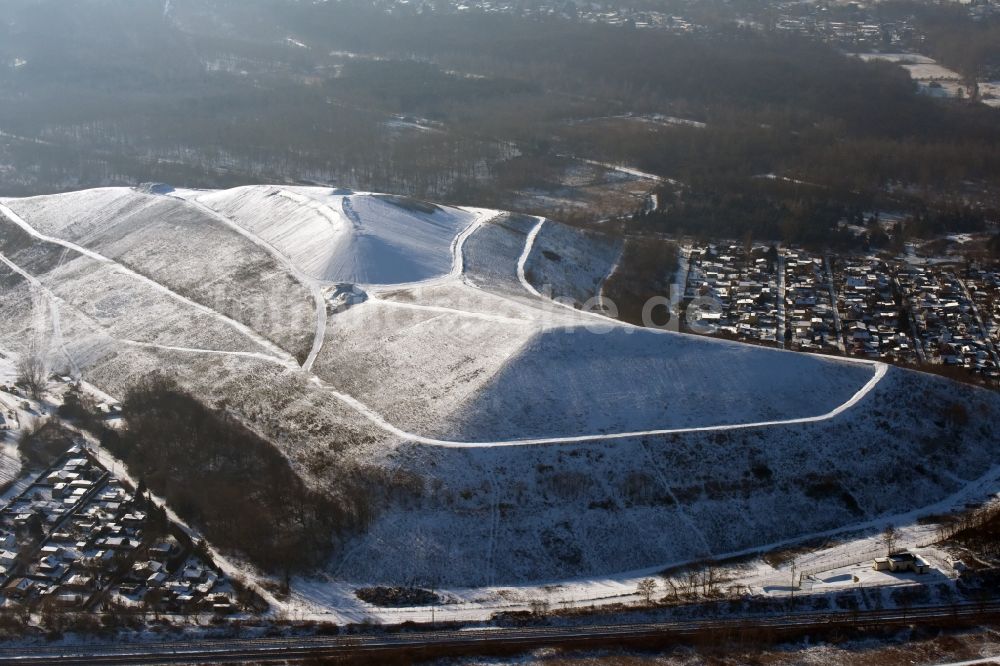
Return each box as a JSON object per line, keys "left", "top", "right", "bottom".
{"left": 0, "top": 184, "right": 997, "bottom": 589}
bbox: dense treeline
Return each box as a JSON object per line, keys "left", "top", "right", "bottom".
{"left": 938, "top": 501, "right": 1000, "bottom": 559}
{"left": 638, "top": 182, "right": 858, "bottom": 248}
{"left": 634, "top": 179, "right": 994, "bottom": 249}
{"left": 101, "top": 374, "right": 371, "bottom": 578}
{"left": 17, "top": 419, "right": 75, "bottom": 470}
{"left": 0, "top": 0, "right": 997, "bottom": 244}
{"left": 602, "top": 238, "right": 679, "bottom": 325}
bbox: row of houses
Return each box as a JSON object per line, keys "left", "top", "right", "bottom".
{"left": 784, "top": 250, "right": 841, "bottom": 354}
{"left": 964, "top": 267, "right": 1000, "bottom": 355}
{"left": 899, "top": 265, "right": 1000, "bottom": 379}
{"left": 683, "top": 244, "right": 781, "bottom": 344}
{"left": 834, "top": 256, "right": 920, "bottom": 363}
{"left": 0, "top": 445, "right": 239, "bottom": 615}
{"left": 776, "top": 15, "right": 915, "bottom": 51}
{"left": 116, "top": 544, "right": 236, "bottom": 615}
{"left": 434, "top": 1, "right": 701, "bottom": 33}
{"left": 681, "top": 242, "right": 1000, "bottom": 385}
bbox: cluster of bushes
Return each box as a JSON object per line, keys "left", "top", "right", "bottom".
{"left": 17, "top": 419, "right": 75, "bottom": 469}
{"left": 56, "top": 384, "right": 105, "bottom": 433}
{"left": 102, "top": 373, "right": 373, "bottom": 578}
{"left": 355, "top": 587, "right": 441, "bottom": 607}
{"left": 601, "top": 237, "right": 679, "bottom": 326}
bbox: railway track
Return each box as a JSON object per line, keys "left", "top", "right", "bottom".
{"left": 2, "top": 601, "right": 999, "bottom": 664}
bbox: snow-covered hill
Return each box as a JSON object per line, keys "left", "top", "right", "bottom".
{"left": 0, "top": 184, "right": 997, "bottom": 593}
{"left": 182, "top": 185, "right": 479, "bottom": 285}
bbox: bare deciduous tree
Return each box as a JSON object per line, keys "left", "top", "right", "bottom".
{"left": 882, "top": 524, "right": 899, "bottom": 556}
{"left": 637, "top": 577, "right": 658, "bottom": 604}
{"left": 16, "top": 348, "right": 47, "bottom": 400}
{"left": 528, "top": 599, "right": 550, "bottom": 616}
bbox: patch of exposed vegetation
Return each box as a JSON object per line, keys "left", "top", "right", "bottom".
{"left": 17, "top": 419, "right": 74, "bottom": 469}
{"left": 355, "top": 586, "right": 441, "bottom": 607}
{"left": 601, "top": 237, "right": 678, "bottom": 326}
{"left": 101, "top": 373, "right": 374, "bottom": 580}
{"left": 374, "top": 194, "right": 441, "bottom": 214}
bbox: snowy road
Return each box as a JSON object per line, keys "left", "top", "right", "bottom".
{"left": 119, "top": 340, "right": 299, "bottom": 368}
{"left": 569, "top": 156, "right": 683, "bottom": 188}
{"left": 516, "top": 217, "right": 546, "bottom": 298}
{"left": 824, "top": 255, "right": 846, "bottom": 354}
{"left": 596, "top": 244, "right": 624, "bottom": 313}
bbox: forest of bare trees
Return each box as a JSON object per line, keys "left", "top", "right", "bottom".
{"left": 0, "top": 0, "right": 997, "bottom": 250}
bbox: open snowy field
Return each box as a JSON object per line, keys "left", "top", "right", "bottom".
{"left": 855, "top": 53, "right": 961, "bottom": 83}
{"left": 853, "top": 53, "right": 998, "bottom": 106}
{"left": 0, "top": 184, "right": 998, "bottom": 597}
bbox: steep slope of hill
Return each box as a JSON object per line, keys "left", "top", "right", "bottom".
{"left": 332, "top": 366, "right": 1000, "bottom": 586}
{"left": 1, "top": 184, "right": 997, "bottom": 594}
{"left": 185, "top": 185, "right": 478, "bottom": 285}
{"left": 2, "top": 188, "right": 316, "bottom": 360}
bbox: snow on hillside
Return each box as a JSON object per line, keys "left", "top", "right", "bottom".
{"left": 0, "top": 233, "right": 273, "bottom": 359}
{"left": 437, "top": 327, "right": 875, "bottom": 441}
{"left": 186, "top": 185, "right": 478, "bottom": 285}
{"left": 0, "top": 351, "right": 21, "bottom": 490}
{"left": 3, "top": 184, "right": 999, "bottom": 595}
{"left": 522, "top": 221, "right": 622, "bottom": 305}
{"left": 331, "top": 366, "right": 1000, "bottom": 586}
{"left": 313, "top": 299, "right": 534, "bottom": 436}
{"left": 82, "top": 342, "right": 390, "bottom": 479}
{"left": 0, "top": 267, "right": 117, "bottom": 376}
{"left": 459, "top": 212, "right": 599, "bottom": 323}
{"left": 3, "top": 189, "right": 316, "bottom": 360}
{"left": 1, "top": 187, "right": 146, "bottom": 238}
{"left": 462, "top": 212, "right": 540, "bottom": 297}
{"left": 339, "top": 208, "right": 872, "bottom": 443}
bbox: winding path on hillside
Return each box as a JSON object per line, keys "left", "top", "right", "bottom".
{"left": 304, "top": 214, "right": 888, "bottom": 447}
{"left": 170, "top": 193, "right": 329, "bottom": 372}
{"left": 308, "top": 361, "right": 887, "bottom": 447}
{"left": 1, "top": 194, "right": 889, "bottom": 449}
